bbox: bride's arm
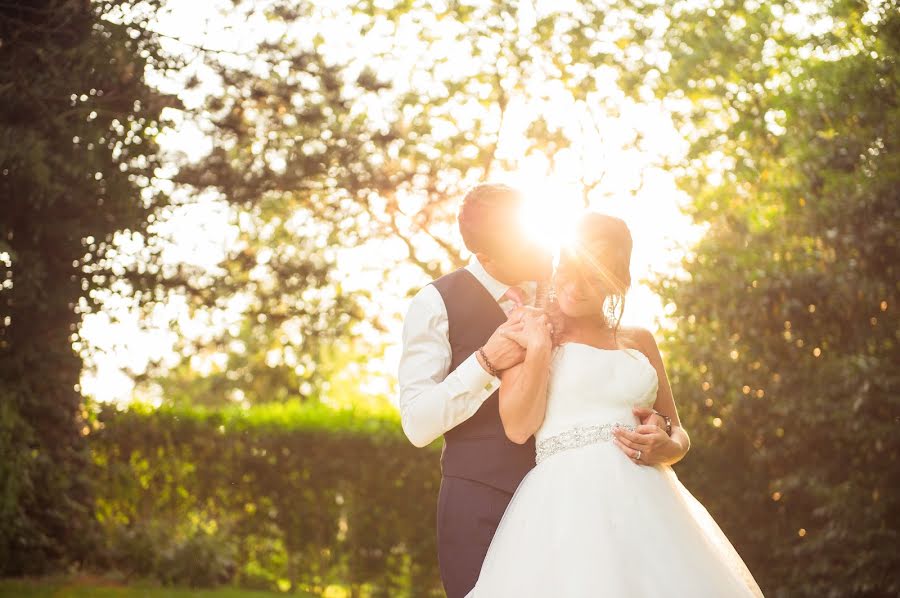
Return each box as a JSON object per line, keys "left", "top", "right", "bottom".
{"left": 497, "top": 313, "right": 554, "bottom": 444}
{"left": 630, "top": 327, "right": 691, "bottom": 466}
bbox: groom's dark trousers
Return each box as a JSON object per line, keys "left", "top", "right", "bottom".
{"left": 430, "top": 268, "right": 536, "bottom": 598}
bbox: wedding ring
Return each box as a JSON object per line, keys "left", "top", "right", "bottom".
{"left": 635, "top": 450, "right": 642, "bottom": 460}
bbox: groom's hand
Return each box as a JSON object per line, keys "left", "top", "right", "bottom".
{"left": 478, "top": 313, "right": 528, "bottom": 372}
{"left": 632, "top": 407, "right": 667, "bottom": 431}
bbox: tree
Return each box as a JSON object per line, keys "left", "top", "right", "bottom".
{"left": 0, "top": 0, "right": 178, "bottom": 572}
{"left": 158, "top": 0, "right": 662, "bottom": 406}
{"left": 627, "top": 0, "right": 899, "bottom": 594}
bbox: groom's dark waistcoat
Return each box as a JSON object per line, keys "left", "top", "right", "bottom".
{"left": 430, "top": 267, "right": 536, "bottom": 494}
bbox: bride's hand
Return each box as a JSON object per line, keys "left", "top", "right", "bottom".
{"left": 611, "top": 424, "right": 677, "bottom": 466}
{"left": 500, "top": 308, "right": 553, "bottom": 350}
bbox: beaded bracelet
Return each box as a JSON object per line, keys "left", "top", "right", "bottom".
{"left": 652, "top": 408, "right": 673, "bottom": 435}
{"left": 478, "top": 346, "right": 499, "bottom": 377}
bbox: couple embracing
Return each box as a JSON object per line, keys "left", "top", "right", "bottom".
{"left": 397, "top": 183, "right": 765, "bottom": 597}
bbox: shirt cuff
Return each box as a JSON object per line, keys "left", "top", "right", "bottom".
{"left": 456, "top": 351, "right": 501, "bottom": 395}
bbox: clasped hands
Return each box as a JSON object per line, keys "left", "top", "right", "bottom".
{"left": 476, "top": 306, "right": 552, "bottom": 374}
{"left": 480, "top": 307, "right": 676, "bottom": 466}
{"left": 498, "top": 306, "right": 554, "bottom": 350}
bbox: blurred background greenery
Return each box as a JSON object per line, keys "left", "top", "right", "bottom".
{"left": 1, "top": 0, "right": 897, "bottom": 596}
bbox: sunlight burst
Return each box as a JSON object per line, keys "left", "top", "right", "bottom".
{"left": 515, "top": 178, "right": 585, "bottom": 254}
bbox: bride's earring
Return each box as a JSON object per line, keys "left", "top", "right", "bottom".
{"left": 605, "top": 294, "right": 619, "bottom": 325}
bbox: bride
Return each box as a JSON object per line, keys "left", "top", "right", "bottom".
{"left": 464, "top": 212, "right": 765, "bottom": 598}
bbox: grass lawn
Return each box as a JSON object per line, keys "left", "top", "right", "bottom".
{"left": 0, "top": 575, "right": 319, "bottom": 598}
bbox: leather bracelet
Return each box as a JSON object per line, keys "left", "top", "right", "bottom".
{"left": 478, "top": 346, "right": 499, "bottom": 378}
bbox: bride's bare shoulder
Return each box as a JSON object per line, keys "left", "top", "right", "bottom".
{"left": 617, "top": 326, "right": 659, "bottom": 357}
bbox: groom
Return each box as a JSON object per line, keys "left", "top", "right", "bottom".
{"left": 396, "top": 183, "right": 554, "bottom": 597}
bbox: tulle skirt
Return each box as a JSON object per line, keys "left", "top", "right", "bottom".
{"left": 464, "top": 439, "right": 765, "bottom": 598}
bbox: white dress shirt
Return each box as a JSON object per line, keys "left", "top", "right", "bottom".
{"left": 397, "top": 256, "right": 537, "bottom": 448}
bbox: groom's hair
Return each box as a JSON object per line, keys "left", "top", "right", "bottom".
{"left": 458, "top": 183, "right": 522, "bottom": 253}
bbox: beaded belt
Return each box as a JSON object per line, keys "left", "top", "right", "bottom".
{"left": 535, "top": 422, "right": 637, "bottom": 464}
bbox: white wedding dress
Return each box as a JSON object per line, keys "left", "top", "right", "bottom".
{"left": 465, "top": 342, "right": 765, "bottom": 598}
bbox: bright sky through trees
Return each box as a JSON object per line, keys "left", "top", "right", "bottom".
{"left": 79, "top": 0, "right": 710, "bottom": 404}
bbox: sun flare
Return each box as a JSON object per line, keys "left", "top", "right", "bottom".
{"left": 515, "top": 180, "right": 585, "bottom": 254}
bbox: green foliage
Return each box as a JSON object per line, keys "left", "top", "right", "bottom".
{"left": 151, "top": 0, "right": 669, "bottom": 410}
{"left": 623, "top": 1, "right": 899, "bottom": 595}
{"left": 0, "top": 0, "right": 177, "bottom": 574}
{"left": 183, "top": 0, "right": 655, "bottom": 277}
{"left": 0, "top": 577, "right": 304, "bottom": 598}
{"left": 3, "top": 1, "right": 896, "bottom": 594}
{"left": 89, "top": 401, "right": 443, "bottom": 596}
{"left": 145, "top": 49, "right": 370, "bottom": 407}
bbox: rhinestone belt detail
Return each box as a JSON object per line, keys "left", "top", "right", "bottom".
{"left": 535, "top": 422, "right": 637, "bottom": 464}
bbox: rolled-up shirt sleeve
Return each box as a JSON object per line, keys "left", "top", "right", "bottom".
{"left": 397, "top": 284, "right": 501, "bottom": 448}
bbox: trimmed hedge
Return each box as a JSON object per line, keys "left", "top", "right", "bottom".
{"left": 89, "top": 400, "right": 443, "bottom": 596}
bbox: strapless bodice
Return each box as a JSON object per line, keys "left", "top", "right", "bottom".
{"left": 534, "top": 343, "right": 660, "bottom": 446}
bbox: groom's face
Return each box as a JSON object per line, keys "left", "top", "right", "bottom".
{"left": 478, "top": 208, "right": 553, "bottom": 284}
